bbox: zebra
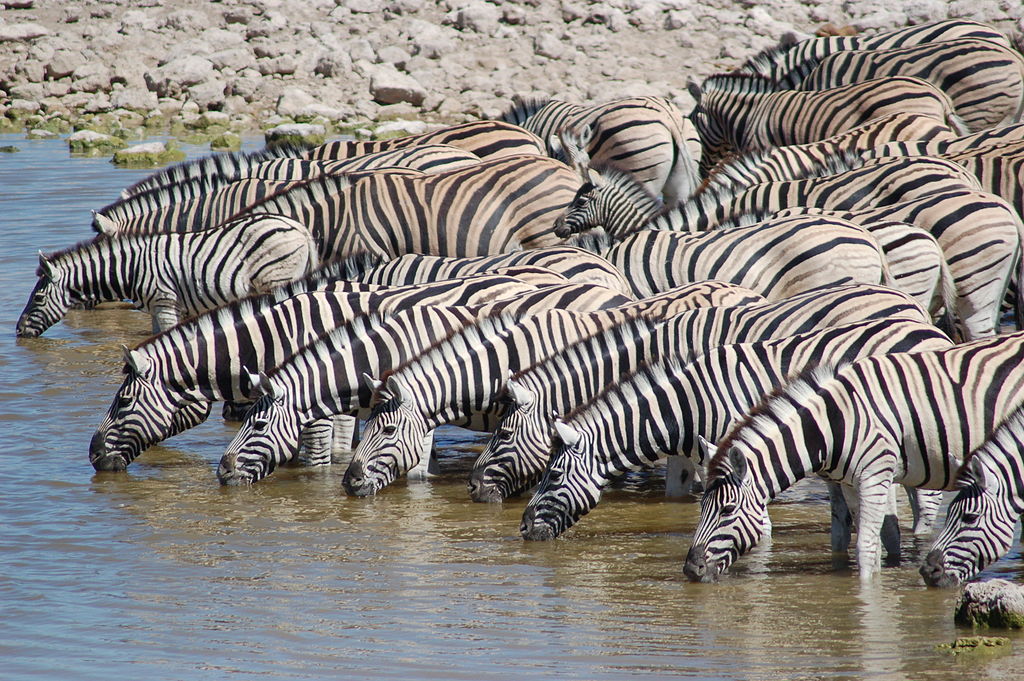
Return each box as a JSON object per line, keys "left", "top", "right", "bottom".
{"left": 682, "top": 330, "right": 1024, "bottom": 582}
{"left": 516, "top": 317, "right": 953, "bottom": 549}
{"left": 116, "top": 143, "right": 481, "bottom": 201}
{"left": 218, "top": 283, "right": 645, "bottom": 484}
{"left": 567, "top": 214, "right": 892, "bottom": 301}
{"left": 349, "top": 246, "right": 635, "bottom": 298}
{"left": 498, "top": 95, "right": 701, "bottom": 205}
{"left": 92, "top": 175, "right": 305, "bottom": 236}
{"left": 300, "top": 120, "right": 545, "bottom": 161}
{"left": 87, "top": 272, "right": 610, "bottom": 471}
{"left": 920, "top": 406, "right": 1024, "bottom": 587}
{"left": 347, "top": 282, "right": 933, "bottom": 498}
{"left": 863, "top": 140, "right": 1024, "bottom": 223}
{"left": 794, "top": 39, "right": 1024, "bottom": 132}
{"left": 690, "top": 73, "right": 968, "bottom": 172}
{"left": 736, "top": 19, "right": 1014, "bottom": 88}
{"left": 16, "top": 214, "right": 319, "bottom": 337}
{"left": 231, "top": 154, "right": 582, "bottom": 258}
{"left": 473, "top": 285, "right": 941, "bottom": 505}
{"left": 557, "top": 160, "right": 1019, "bottom": 340}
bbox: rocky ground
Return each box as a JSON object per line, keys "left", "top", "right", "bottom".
{"left": 1, "top": 0, "right": 1022, "bottom": 148}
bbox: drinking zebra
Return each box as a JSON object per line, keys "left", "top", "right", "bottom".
{"left": 498, "top": 95, "right": 701, "bottom": 205}
{"left": 517, "top": 318, "right": 953, "bottom": 549}
{"left": 684, "top": 331, "right": 1024, "bottom": 582}
{"left": 920, "top": 405, "right": 1024, "bottom": 587}
{"left": 17, "top": 214, "right": 318, "bottom": 336}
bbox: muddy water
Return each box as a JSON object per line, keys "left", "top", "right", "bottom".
{"left": 2, "top": 135, "right": 1022, "bottom": 680}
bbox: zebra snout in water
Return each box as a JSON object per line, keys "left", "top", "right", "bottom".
{"left": 217, "top": 452, "right": 247, "bottom": 486}
{"left": 342, "top": 461, "right": 376, "bottom": 497}
{"left": 520, "top": 505, "right": 555, "bottom": 540}
{"left": 919, "top": 549, "right": 958, "bottom": 587}
{"left": 467, "top": 470, "right": 503, "bottom": 503}
{"left": 88, "top": 430, "right": 127, "bottom": 472}
{"left": 683, "top": 544, "right": 715, "bottom": 583}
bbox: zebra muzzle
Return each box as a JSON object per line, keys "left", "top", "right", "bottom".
{"left": 919, "top": 549, "right": 959, "bottom": 587}
{"left": 683, "top": 544, "right": 718, "bottom": 583}
{"left": 467, "top": 470, "right": 503, "bottom": 503}
{"left": 342, "top": 461, "right": 377, "bottom": 497}
{"left": 519, "top": 505, "right": 555, "bottom": 540}
{"left": 88, "top": 430, "right": 127, "bottom": 471}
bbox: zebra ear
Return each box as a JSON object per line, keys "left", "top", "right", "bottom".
{"left": 686, "top": 78, "right": 702, "bottom": 103}
{"left": 37, "top": 250, "right": 55, "bottom": 279}
{"left": 122, "top": 345, "right": 151, "bottom": 376}
{"left": 727, "top": 446, "right": 748, "bottom": 481}
{"left": 558, "top": 125, "right": 592, "bottom": 179}
{"left": 362, "top": 372, "right": 384, "bottom": 394}
{"left": 506, "top": 378, "right": 535, "bottom": 408}
{"left": 967, "top": 456, "right": 993, "bottom": 491}
{"left": 695, "top": 435, "right": 716, "bottom": 463}
{"left": 252, "top": 371, "right": 282, "bottom": 401}
{"left": 92, "top": 210, "right": 118, "bottom": 236}
{"left": 385, "top": 374, "right": 412, "bottom": 405}
{"left": 553, "top": 418, "right": 582, "bottom": 449}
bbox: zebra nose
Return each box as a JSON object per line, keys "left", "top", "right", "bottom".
{"left": 217, "top": 452, "right": 237, "bottom": 485}
{"left": 520, "top": 505, "right": 554, "bottom": 540}
{"left": 683, "top": 544, "right": 709, "bottom": 582}
{"left": 919, "top": 549, "right": 951, "bottom": 587}
{"left": 343, "top": 461, "right": 372, "bottom": 496}
{"left": 467, "top": 469, "right": 500, "bottom": 503}
{"left": 88, "top": 431, "right": 126, "bottom": 471}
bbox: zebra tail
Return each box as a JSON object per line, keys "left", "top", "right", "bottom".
{"left": 299, "top": 220, "right": 320, "bottom": 274}
{"left": 944, "top": 109, "right": 972, "bottom": 136}
{"left": 1016, "top": 247, "right": 1024, "bottom": 332}
{"left": 935, "top": 255, "right": 961, "bottom": 341}
{"left": 664, "top": 115, "right": 702, "bottom": 204}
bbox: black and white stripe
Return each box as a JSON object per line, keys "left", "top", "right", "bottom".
{"left": 684, "top": 330, "right": 1024, "bottom": 582}
{"left": 17, "top": 214, "right": 318, "bottom": 336}
{"left": 218, "top": 282, "right": 637, "bottom": 484}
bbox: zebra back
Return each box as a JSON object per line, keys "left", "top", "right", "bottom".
{"left": 301, "top": 120, "right": 544, "bottom": 160}
{"left": 797, "top": 39, "right": 1024, "bottom": 132}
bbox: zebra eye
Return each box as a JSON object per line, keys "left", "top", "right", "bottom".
{"left": 382, "top": 424, "right": 397, "bottom": 436}
{"left": 720, "top": 504, "right": 736, "bottom": 518}
{"left": 497, "top": 428, "right": 512, "bottom": 441}
{"left": 253, "top": 419, "right": 268, "bottom": 432}
{"left": 961, "top": 512, "right": 980, "bottom": 526}
{"left": 117, "top": 396, "right": 132, "bottom": 409}
{"left": 547, "top": 467, "right": 564, "bottom": 485}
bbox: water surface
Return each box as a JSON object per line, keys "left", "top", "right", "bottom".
{"left": 1, "top": 135, "right": 1022, "bottom": 680}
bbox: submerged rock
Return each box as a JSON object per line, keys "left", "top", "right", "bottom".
{"left": 264, "top": 123, "right": 326, "bottom": 147}
{"left": 111, "top": 141, "right": 185, "bottom": 167}
{"left": 955, "top": 579, "right": 1024, "bottom": 629}
{"left": 67, "top": 129, "right": 126, "bottom": 155}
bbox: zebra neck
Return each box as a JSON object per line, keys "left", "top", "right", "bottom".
{"left": 64, "top": 237, "right": 139, "bottom": 303}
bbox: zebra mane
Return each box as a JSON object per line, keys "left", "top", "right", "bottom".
{"left": 118, "top": 144, "right": 309, "bottom": 199}
{"left": 38, "top": 234, "right": 105, "bottom": 272}
{"left": 93, "top": 175, "right": 229, "bottom": 231}
{"left": 509, "top": 315, "right": 658, "bottom": 400}
{"left": 699, "top": 72, "right": 783, "bottom": 96}
{"left": 956, "top": 407, "right": 1024, "bottom": 490}
{"left": 736, "top": 42, "right": 794, "bottom": 75}
{"left": 316, "top": 251, "right": 386, "bottom": 281}
{"left": 379, "top": 311, "right": 522, "bottom": 385}
{"left": 498, "top": 95, "right": 553, "bottom": 127}
{"left": 704, "top": 148, "right": 866, "bottom": 191}
{"left": 221, "top": 171, "right": 356, "bottom": 224}
{"left": 709, "top": 363, "right": 839, "bottom": 475}
{"left": 563, "top": 354, "right": 692, "bottom": 428}
{"left": 735, "top": 42, "right": 820, "bottom": 81}
{"left": 268, "top": 310, "right": 391, "bottom": 384}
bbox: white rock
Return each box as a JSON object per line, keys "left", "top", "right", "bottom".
{"left": 110, "top": 87, "right": 158, "bottom": 111}
{"left": 188, "top": 79, "right": 228, "bottom": 110}
{"left": 145, "top": 56, "right": 215, "bottom": 97}
{"left": 368, "top": 64, "right": 426, "bottom": 105}
{"left": 0, "top": 23, "right": 49, "bottom": 42}
{"left": 373, "top": 120, "right": 429, "bottom": 137}
{"left": 449, "top": 2, "right": 502, "bottom": 35}
{"left": 275, "top": 86, "right": 319, "bottom": 117}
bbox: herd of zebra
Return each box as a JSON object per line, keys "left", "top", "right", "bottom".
{"left": 16, "top": 18, "right": 1024, "bottom": 588}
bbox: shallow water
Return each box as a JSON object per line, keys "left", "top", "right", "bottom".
{"left": 2, "top": 134, "right": 1022, "bottom": 680}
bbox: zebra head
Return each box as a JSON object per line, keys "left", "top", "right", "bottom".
{"left": 89, "top": 345, "right": 211, "bottom": 471}
{"left": 343, "top": 374, "right": 427, "bottom": 497}
{"left": 16, "top": 252, "right": 75, "bottom": 337}
{"left": 520, "top": 419, "right": 605, "bottom": 541}
{"left": 920, "top": 456, "right": 1017, "bottom": 587}
{"left": 218, "top": 371, "right": 301, "bottom": 485}
{"left": 684, "top": 445, "right": 767, "bottom": 582}
{"left": 553, "top": 170, "right": 603, "bottom": 238}
{"left": 469, "top": 378, "right": 547, "bottom": 503}
{"left": 553, "top": 164, "right": 662, "bottom": 240}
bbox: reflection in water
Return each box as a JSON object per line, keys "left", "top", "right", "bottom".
{"left": 3, "top": 137, "right": 1024, "bottom": 680}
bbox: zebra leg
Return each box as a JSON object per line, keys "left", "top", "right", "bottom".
{"left": 331, "top": 415, "right": 359, "bottom": 463}
{"left": 298, "top": 418, "right": 333, "bottom": 467}
{"left": 880, "top": 486, "right": 902, "bottom": 559}
{"left": 829, "top": 482, "right": 854, "bottom": 553}
{"left": 905, "top": 487, "right": 945, "bottom": 536}
{"left": 406, "top": 431, "right": 441, "bottom": 481}
{"left": 853, "top": 476, "right": 894, "bottom": 581}
{"left": 665, "top": 455, "right": 697, "bottom": 497}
